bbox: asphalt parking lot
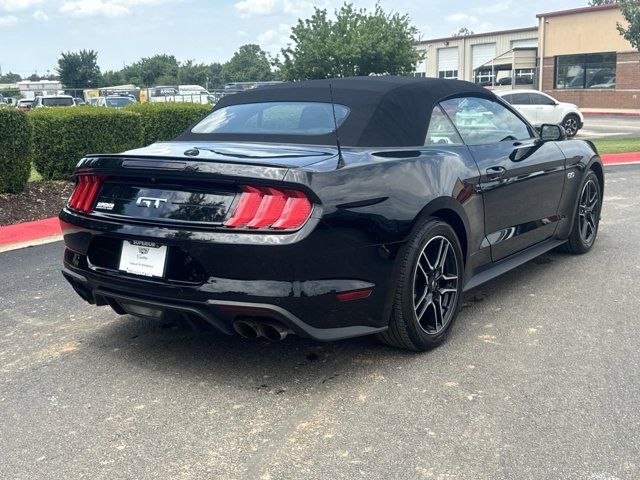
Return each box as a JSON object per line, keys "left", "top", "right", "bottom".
{"left": 1, "top": 166, "right": 639, "bottom": 480}
{"left": 578, "top": 114, "right": 640, "bottom": 139}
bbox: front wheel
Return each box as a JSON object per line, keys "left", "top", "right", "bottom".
{"left": 377, "top": 219, "right": 464, "bottom": 351}
{"left": 562, "top": 171, "right": 601, "bottom": 254}
{"left": 563, "top": 114, "right": 580, "bottom": 137}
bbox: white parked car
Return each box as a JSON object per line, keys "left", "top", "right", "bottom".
{"left": 32, "top": 95, "right": 75, "bottom": 108}
{"left": 496, "top": 90, "right": 584, "bottom": 137}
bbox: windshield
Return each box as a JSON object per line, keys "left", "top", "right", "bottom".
{"left": 191, "top": 102, "right": 350, "bottom": 136}
{"left": 106, "top": 97, "right": 135, "bottom": 107}
{"left": 42, "top": 97, "right": 74, "bottom": 107}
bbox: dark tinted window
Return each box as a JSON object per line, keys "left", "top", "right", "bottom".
{"left": 441, "top": 97, "right": 531, "bottom": 145}
{"left": 42, "top": 97, "right": 74, "bottom": 107}
{"left": 529, "top": 93, "right": 556, "bottom": 106}
{"left": 503, "top": 93, "right": 531, "bottom": 105}
{"left": 106, "top": 97, "right": 135, "bottom": 107}
{"left": 556, "top": 52, "right": 616, "bottom": 89}
{"left": 192, "top": 102, "right": 349, "bottom": 136}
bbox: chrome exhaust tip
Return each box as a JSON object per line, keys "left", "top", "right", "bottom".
{"left": 233, "top": 319, "right": 260, "bottom": 339}
{"left": 257, "top": 321, "right": 292, "bottom": 342}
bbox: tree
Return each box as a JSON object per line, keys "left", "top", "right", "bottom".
{"left": 121, "top": 54, "right": 180, "bottom": 87}
{"left": 0, "top": 72, "right": 21, "bottom": 83}
{"left": 453, "top": 27, "right": 474, "bottom": 37}
{"left": 617, "top": 0, "right": 640, "bottom": 51}
{"left": 280, "top": 3, "right": 422, "bottom": 80}
{"left": 101, "top": 70, "right": 124, "bottom": 87}
{"left": 57, "top": 49, "right": 101, "bottom": 88}
{"left": 220, "top": 44, "right": 275, "bottom": 84}
{"left": 589, "top": 0, "right": 618, "bottom": 5}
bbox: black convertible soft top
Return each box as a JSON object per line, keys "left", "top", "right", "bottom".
{"left": 177, "top": 76, "right": 492, "bottom": 148}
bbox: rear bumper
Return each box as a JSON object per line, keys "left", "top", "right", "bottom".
{"left": 62, "top": 265, "right": 387, "bottom": 341}
{"left": 59, "top": 208, "right": 401, "bottom": 340}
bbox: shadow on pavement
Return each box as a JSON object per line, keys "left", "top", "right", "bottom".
{"left": 81, "top": 249, "right": 575, "bottom": 390}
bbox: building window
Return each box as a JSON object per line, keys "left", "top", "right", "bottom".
{"left": 473, "top": 69, "right": 494, "bottom": 86}
{"left": 413, "top": 72, "right": 426, "bottom": 78}
{"left": 438, "top": 70, "right": 458, "bottom": 80}
{"left": 555, "top": 52, "right": 616, "bottom": 89}
{"left": 515, "top": 68, "right": 536, "bottom": 85}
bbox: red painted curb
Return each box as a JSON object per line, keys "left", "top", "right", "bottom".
{"left": 601, "top": 152, "right": 640, "bottom": 165}
{"left": 0, "top": 217, "right": 61, "bottom": 247}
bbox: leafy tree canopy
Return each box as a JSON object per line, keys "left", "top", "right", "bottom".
{"left": 589, "top": 0, "right": 618, "bottom": 5}
{"left": 617, "top": 0, "right": 640, "bottom": 51}
{"left": 453, "top": 27, "right": 474, "bottom": 37}
{"left": 280, "top": 3, "right": 422, "bottom": 80}
{"left": 57, "top": 49, "right": 101, "bottom": 88}
{"left": 220, "top": 44, "right": 275, "bottom": 84}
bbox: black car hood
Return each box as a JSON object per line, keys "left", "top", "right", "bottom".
{"left": 119, "top": 141, "right": 337, "bottom": 168}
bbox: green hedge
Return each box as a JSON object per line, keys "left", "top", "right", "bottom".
{"left": 0, "top": 108, "right": 32, "bottom": 194}
{"left": 30, "top": 108, "right": 143, "bottom": 180}
{"left": 125, "top": 102, "right": 211, "bottom": 145}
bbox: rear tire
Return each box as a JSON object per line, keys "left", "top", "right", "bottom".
{"left": 562, "top": 114, "right": 580, "bottom": 137}
{"left": 561, "top": 171, "right": 601, "bottom": 254}
{"left": 377, "top": 218, "right": 464, "bottom": 351}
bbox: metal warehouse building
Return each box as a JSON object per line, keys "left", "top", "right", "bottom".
{"left": 414, "top": 4, "right": 640, "bottom": 109}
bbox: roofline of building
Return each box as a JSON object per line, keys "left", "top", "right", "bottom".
{"left": 536, "top": 3, "right": 622, "bottom": 19}
{"left": 416, "top": 26, "right": 537, "bottom": 45}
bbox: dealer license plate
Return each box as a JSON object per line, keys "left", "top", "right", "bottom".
{"left": 118, "top": 240, "right": 167, "bottom": 278}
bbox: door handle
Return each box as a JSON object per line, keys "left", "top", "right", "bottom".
{"left": 486, "top": 166, "right": 506, "bottom": 179}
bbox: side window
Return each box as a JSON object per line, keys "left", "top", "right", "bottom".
{"left": 529, "top": 93, "right": 556, "bottom": 106}
{"left": 425, "top": 105, "right": 463, "bottom": 146}
{"left": 440, "top": 97, "right": 532, "bottom": 145}
{"left": 510, "top": 93, "right": 531, "bottom": 105}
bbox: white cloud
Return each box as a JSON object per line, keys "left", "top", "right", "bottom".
{"left": 257, "top": 23, "right": 290, "bottom": 51}
{"left": 0, "top": 13, "right": 17, "bottom": 26}
{"left": 234, "top": 0, "right": 315, "bottom": 18}
{"left": 32, "top": 9, "right": 49, "bottom": 21}
{"left": 59, "top": 0, "right": 170, "bottom": 18}
{"left": 445, "top": 13, "right": 478, "bottom": 24}
{"left": 234, "top": 0, "right": 277, "bottom": 17}
{"left": 0, "top": 0, "right": 42, "bottom": 12}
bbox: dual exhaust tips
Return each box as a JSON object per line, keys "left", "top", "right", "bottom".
{"left": 233, "top": 319, "right": 292, "bottom": 342}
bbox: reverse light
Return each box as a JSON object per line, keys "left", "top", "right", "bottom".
{"left": 225, "top": 185, "right": 312, "bottom": 231}
{"left": 68, "top": 174, "right": 105, "bottom": 213}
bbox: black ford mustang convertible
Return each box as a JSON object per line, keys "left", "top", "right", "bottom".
{"left": 60, "top": 77, "right": 603, "bottom": 351}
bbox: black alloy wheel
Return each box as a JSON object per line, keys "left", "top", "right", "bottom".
{"left": 378, "top": 218, "right": 464, "bottom": 351}
{"left": 562, "top": 171, "right": 602, "bottom": 254}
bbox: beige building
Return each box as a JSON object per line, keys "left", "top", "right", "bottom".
{"left": 415, "top": 27, "right": 539, "bottom": 89}
{"left": 538, "top": 4, "right": 639, "bottom": 108}
{"left": 414, "top": 4, "right": 640, "bottom": 109}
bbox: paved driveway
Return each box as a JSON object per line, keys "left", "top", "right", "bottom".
{"left": 578, "top": 114, "right": 640, "bottom": 139}
{"left": 1, "top": 166, "right": 639, "bottom": 480}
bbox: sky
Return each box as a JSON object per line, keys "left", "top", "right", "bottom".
{"left": 0, "top": 0, "right": 588, "bottom": 77}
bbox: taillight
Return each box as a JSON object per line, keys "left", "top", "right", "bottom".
{"left": 68, "top": 174, "right": 104, "bottom": 213}
{"left": 225, "top": 185, "right": 312, "bottom": 231}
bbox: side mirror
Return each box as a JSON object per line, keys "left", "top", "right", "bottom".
{"left": 539, "top": 124, "right": 567, "bottom": 142}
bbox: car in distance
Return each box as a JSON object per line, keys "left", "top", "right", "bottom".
{"left": 16, "top": 99, "right": 34, "bottom": 111}
{"left": 96, "top": 95, "right": 136, "bottom": 108}
{"left": 59, "top": 77, "right": 603, "bottom": 351}
{"left": 496, "top": 89, "right": 584, "bottom": 137}
{"left": 32, "top": 95, "right": 75, "bottom": 108}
